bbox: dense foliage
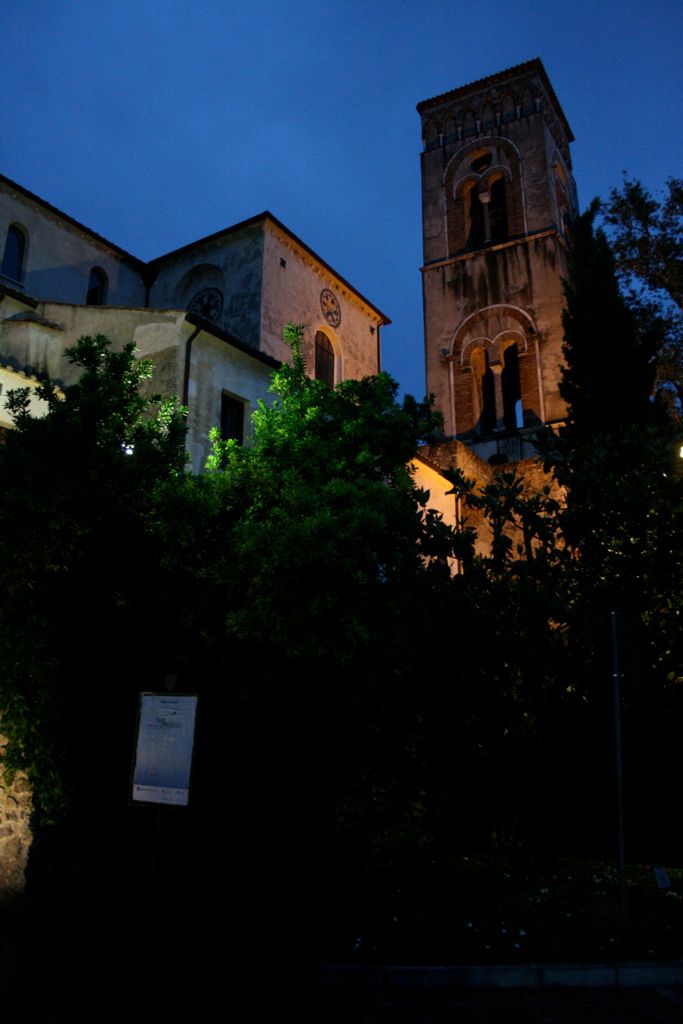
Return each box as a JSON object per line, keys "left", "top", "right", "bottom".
{"left": 601, "top": 176, "right": 683, "bottom": 414}
{"left": 449, "top": 205, "right": 683, "bottom": 862}
{"left": 0, "top": 328, "right": 466, "bottom": 902}
{"left": 0, "top": 336, "right": 187, "bottom": 817}
{"left": 176, "top": 325, "right": 465, "bottom": 881}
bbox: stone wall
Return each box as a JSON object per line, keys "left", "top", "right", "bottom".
{"left": 414, "top": 438, "right": 565, "bottom": 562}
{"left": 418, "top": 61, "right": 576, "bottom": 441}
{"left": 0, "top": 735, "right": 32, "bottom": 898}
{"left": 261, "top": 223, "right": 383, "bottom": 381}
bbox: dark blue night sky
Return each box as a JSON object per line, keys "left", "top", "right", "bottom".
{"left": 3, "top": 0, "right": 681, "bottom": 399}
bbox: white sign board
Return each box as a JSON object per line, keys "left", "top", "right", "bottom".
{"left": 131, "top": 693, "right": 198, "bottom": 806}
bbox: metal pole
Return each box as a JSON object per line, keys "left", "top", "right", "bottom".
{"left": 610, "top": 609, "right": 628, "bottom": 928}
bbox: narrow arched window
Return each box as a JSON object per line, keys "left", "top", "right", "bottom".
{"left": 315, "top": 331, "right": 335, "bottom": 389}
{"left": 502, "top": 344, "right": 522, "bottom": 430}
{"left": 472, "top": 347, "right": 496, "bottom": 435}
{"left": 1, "top": 225, "right": 26, "bottom": 283}
{"left": 481, "top": 350, "right": 496, "bottom": 433}
{"left": 489, "top": 177, "right": 508, "bottom": 243}
{"left": 86, "top": 267, "right": 107, "bottom": 305}
{"left": 466, "top": 185, "right": 485, "bottom": 250}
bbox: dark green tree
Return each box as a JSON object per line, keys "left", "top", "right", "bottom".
{"left": 0, "top": 336, "right": 187, "bottom": 817}
{"left": 539, "top": 204, "right": 681, "bottom": 595}
{"left": 601, "top": 176, "right": 683, "bottom": 414}
{"left": 443, "top": 204, "right": 683, "bottom": 860}
{"left": 602, "top": 176, "right": 682, "bottom": 310}
{"left": 550, "top": 203, "right": 683, "bottom": 859}
{"left": 192, "top": 326, "right": 462, "bottom": 869}
{"left": 134, "top": 323, "right": 473, "bottom": 944}
{"left": 448, "top": 206, "right": 683, "bottom": 859}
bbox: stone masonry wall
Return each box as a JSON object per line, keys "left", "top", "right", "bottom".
{"left": 0, "top": 734, "right": 32, "bottom": 898}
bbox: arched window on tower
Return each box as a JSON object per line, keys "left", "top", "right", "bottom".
{"left": 86, "top": 267, "right": 107, "bottom": 305}
{"left": 471, "top": 347, "right": 496, "bottom": 435}
{"left": 466, "top": 184, "right": 485, "bottom": 251}
{"left": 489, "top": 177, "right": 508, "bottom": 243}
{"left": 315, "top": 331, "right": 335, "bottom": 389}
{"left": 480, "top": 104, "right": 496, "bottom": 131}
{"left": 500, "top": 93, "right": 516, "bottom": 124}
{"left": 501, "top": 343, "right": 522, "bottom": 430}
{"left": 462, "top": 109, "right": 476, "bottom": 139}
{"left": 425, "top": 121, "right": 440, "bottom": 151}
{"left": 1, "top": 225, "right": 26, "bottom": 283}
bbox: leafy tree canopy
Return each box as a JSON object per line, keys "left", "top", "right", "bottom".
{"left": 202, "top": 324, "right": 457, "bottom": 668}
{"left": 602, "top": 176, "right": 682, "bottom": 309}
{"left": 601, "top": 176, "right": 683, "bottom": 414}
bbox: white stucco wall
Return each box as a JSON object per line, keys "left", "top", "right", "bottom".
{"left": 184, "top": 328, "right": 275, "bottom": 472}
{"left": 0, "top": 303, "right": 184, "bottom": 389}
{"left": 0, "top": 298, "right": 278, "bottom": 473}
{"left": 0, "top": 181, "right": 145, "bottom": 307}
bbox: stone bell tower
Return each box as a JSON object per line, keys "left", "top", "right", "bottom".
{"left": 417, "top": 59, "right": 578, "bottom": 463}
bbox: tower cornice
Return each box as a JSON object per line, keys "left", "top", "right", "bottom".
{"left": 417, "top": 58, "right": 574, "bottom": 143}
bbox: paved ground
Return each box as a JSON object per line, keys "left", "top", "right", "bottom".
{"left": 16, "top": 972, "right": 683, "bottom": 1022}
{"left": 4, "top": 901, "right": 683, "bottom": 1021}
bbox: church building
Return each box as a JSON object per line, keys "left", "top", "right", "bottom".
{"left": 0, "top": 176, "right": 388, "bottom": 470}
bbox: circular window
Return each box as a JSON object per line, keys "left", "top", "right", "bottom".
{"left": 188, "top": 288, "right": 223, "bottom": 323}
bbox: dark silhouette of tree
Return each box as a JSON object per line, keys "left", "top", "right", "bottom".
{"left": 0, "top": 336, "right": 187, "bottom": 817}
{"left": 601, "top": 176, "right": 683, "bottom": 415}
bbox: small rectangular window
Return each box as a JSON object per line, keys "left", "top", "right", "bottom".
{"left": 220, "top": 392, "right": 245, "bottom": 446}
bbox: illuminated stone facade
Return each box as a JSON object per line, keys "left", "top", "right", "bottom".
{"left": 418, "top": 59, "right": 577, "bottom": 464}
{"left": 411, "top": 60, "right": 577, "bottom": 543}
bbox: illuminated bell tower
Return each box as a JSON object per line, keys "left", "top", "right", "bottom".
{"left": 417, "top": 59, "right": 578, "bottom": 462}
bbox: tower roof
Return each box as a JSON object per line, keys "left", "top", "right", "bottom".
{"left": 416, "top": 58, "right": 574, "bottom": 142}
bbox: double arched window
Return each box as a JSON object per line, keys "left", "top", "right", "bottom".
{"left": 1, "top": 225, "right": 26, "bottom": 283}
{"left": 470, "top": 341, "right": 523, "bottom": 436}
{"left": 446, "top": 141, "right": 522, "bottom": 255}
